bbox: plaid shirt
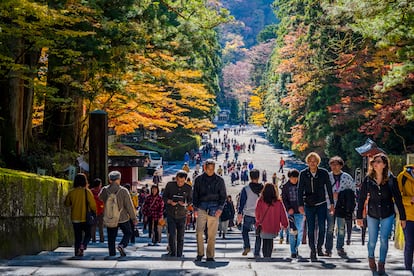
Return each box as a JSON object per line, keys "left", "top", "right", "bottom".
{"left": 142, "top": 194, "right": 164, "bottom": 220}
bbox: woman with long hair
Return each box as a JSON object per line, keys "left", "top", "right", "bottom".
{"left": 356, "top": 153, "right": 406, "bottom": 275}
{"left": 255, "top": 183, "right": 288, "bottom": 260}
{"left": 64, "top": 173, "right": 96, "bottom": 257}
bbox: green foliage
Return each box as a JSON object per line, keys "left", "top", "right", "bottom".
{"left": 257, "top": 24, "right": 278, "bottom": 42}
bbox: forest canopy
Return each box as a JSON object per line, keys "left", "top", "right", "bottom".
{"left": 0, "top": 0, "right": 230, "bottom": 169}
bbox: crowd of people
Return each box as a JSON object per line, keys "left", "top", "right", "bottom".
{"left": 64, "top": 128, "right": 414, "bottom": 275}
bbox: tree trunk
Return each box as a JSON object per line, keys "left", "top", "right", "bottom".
{"left": 0, "top": 39, "right": 38, "bottom": 166}
{"left": 43, "top": 54, "right": 82, "bottom": 152}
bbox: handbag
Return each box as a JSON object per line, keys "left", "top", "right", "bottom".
{"left": 85, "top": 189, "right": 97, "bottom": 226}
{"left": 255, "top": 205, "right": 270, "bottom": 236}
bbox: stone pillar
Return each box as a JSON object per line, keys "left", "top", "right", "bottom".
{"left": 89, "top": 110, "right": 108, "bottom": 185}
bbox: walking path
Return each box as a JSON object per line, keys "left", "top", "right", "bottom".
{"left": 1, "top": 126, "right": 411, "bottom": 275}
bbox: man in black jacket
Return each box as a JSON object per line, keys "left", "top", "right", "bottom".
{"left": 163, "top": 170, "right": 192, "bottom": 258}
{"left": 298, "top": 152, "right": 334, "bottom": 261}
{"left": 193, "top": 159, "right": 227, "bottom": 262}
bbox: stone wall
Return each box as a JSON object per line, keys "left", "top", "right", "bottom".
{"left": 0, "top": 168, "right": 73, "bottom": 259}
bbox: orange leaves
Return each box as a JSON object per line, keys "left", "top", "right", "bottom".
{"left": 87, "top": 50, "right": 215, "bottom": 135}
{"left": 289, "top": 124, "right": 309, "bottom": 151}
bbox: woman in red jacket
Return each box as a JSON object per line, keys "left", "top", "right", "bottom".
{"left": 255, "top": 183, "right": 288, "bottom": 259}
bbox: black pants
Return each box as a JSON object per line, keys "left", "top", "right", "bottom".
{"left": 262, "top": 239, "right": 274, "bottom": 258}
{"left": 167, "top": 216, "right": 186, "bottom": 257}
{"left": 346, "top": 218, "right": 352, "bottom": 243}
{"left": 72, "top": 222, "right": 91, "bottom": 255}
{"left": 148, "top": 216, "right": 160, "bottom": 243}
{"left": 107, "top": 221, "right": 132, "bottom": 256}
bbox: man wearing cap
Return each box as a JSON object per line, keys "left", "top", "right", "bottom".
{"left": 193, "top": 159, "right": 227, "bottom": 262}
{"left": 162, "top": 170, "right": 193, "bottom": 258}
{"left": 99, "top": 171, "right": 137, "bottom": 257}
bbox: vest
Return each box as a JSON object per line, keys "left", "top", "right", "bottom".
{"left": 243, "top": 186, "right": 260, "bottom": 217}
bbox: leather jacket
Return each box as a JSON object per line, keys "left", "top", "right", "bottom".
{"left": 298, "top": 168, "right": 334, "bottom": 207}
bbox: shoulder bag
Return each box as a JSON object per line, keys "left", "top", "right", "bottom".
{"left": 85, "top": 189, "right": 97, "bottom": 225}
{"left": 255, "top": 205, "right": 271, "bottom": 236}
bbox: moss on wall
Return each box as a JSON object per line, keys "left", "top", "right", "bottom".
{"left": 0, "top": 168, "right": 73, "bottom": 259}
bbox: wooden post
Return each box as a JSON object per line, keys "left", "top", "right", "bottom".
{"left": 89, "top": 110, "right": 108, "bottom": 185}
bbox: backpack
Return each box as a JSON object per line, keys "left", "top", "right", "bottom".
{"left": 103, "top": 189, "right": 123, "bottom": 227}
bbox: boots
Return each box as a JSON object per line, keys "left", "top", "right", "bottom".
{"left": 368, "top": 257, "right": 377, "bottom": 272}
{"left": 378, "top": 262, "right": 385, "bottom": 275}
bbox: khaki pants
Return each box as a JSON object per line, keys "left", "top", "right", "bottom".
{"left": 196, "top": 209, "right": 219, "bottom": 258}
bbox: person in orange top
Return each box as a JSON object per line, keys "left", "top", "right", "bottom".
{"left": 90, "top": 178, "right": 104, "bottom": 243}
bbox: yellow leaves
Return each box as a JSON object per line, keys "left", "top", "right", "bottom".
{"left": 249, "top": 88, "right": 266, "bottom": 126}
{"left": 87, "top": 50, "right": 215, "bottom": 135}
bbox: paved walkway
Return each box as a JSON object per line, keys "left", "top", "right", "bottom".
{"left": 0, "top": 126, "right": 411, "bottom": 275}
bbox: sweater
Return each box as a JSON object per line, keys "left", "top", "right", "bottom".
{"left": 192, "top": 173, "right": 227, "bottom": 211}
{"left": 64, "top": 187, "right": 96, "bottom": 223}
{"left": 99, "top": 184, "right": 137, "bottom": 223}
{"left": 163, "top": 181, "right": 192, "bottom": 219}
{"left": 397, "top": 165, "right": 414, "bottom": 221}
{"left": 255, "top": 198, "right": 288, "bottom": 236}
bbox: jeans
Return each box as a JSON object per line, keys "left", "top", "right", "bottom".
{"left": 336, "top": 217, "right": 346, "bottom": 250}
{"left": 289, "top": 213, "right": 305, "bottom": 254}
{"left": 72, "top": 222, "right": 91, "bottom": 255}
{"left": 167, "top": 216, "right": 186, "bottom": 257}
{"left": 196, "top": 209, "right": 219, "bottom": 258}
{"left": 305, "top": 203, "right": 327, "bottom": 252}
{"left": 242, "top": 215, "right": 261, "bottom": 256}
{"left": 403, "top": 220, "right": 414, "bottom": 270}
{"left": 367, "top": 214, "right": 395, "bottom": 263}
{"left": 107, "top": 221, "right": 132, "bottom": 256}
{"left": 325, "top": 210, "right": 335, "bottom": 253}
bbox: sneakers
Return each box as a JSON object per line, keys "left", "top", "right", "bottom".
{"left": 291, "top": 253, "right": 297, "bottom": 258}
{"left": 242, "top": 248, "right": 251, "bottom": 256}
{"left": 337, "top": 249, "right": 347, "bottom": 257}
{"left": 76, "top": 245, "right": 84, "bottom": 257}
{"left": 206, "top": 257, "right": 215, "bottom": 262}
{"left": 317, "top": 250, "right": 324, "bottom": 256}
{"left": 310, "top": 251, "right": 317, "bottom": 261}
{"left": 117, "top": 245, "right": 126, "bottom": 257}
{"left": 195, "top": 255, "right": 203, "bottom": 262}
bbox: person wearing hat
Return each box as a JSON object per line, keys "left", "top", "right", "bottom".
{"left": 162, "top": 170, "right": 193, "bottom": 258}
{"left": 193, "top": 159, "right": 227, "bottom": 262}
{"left": 182, "top": 162, "right": 190, "bottom": 173}
{"left": 99, "top": 171, "right": 138, "bottom": 257}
